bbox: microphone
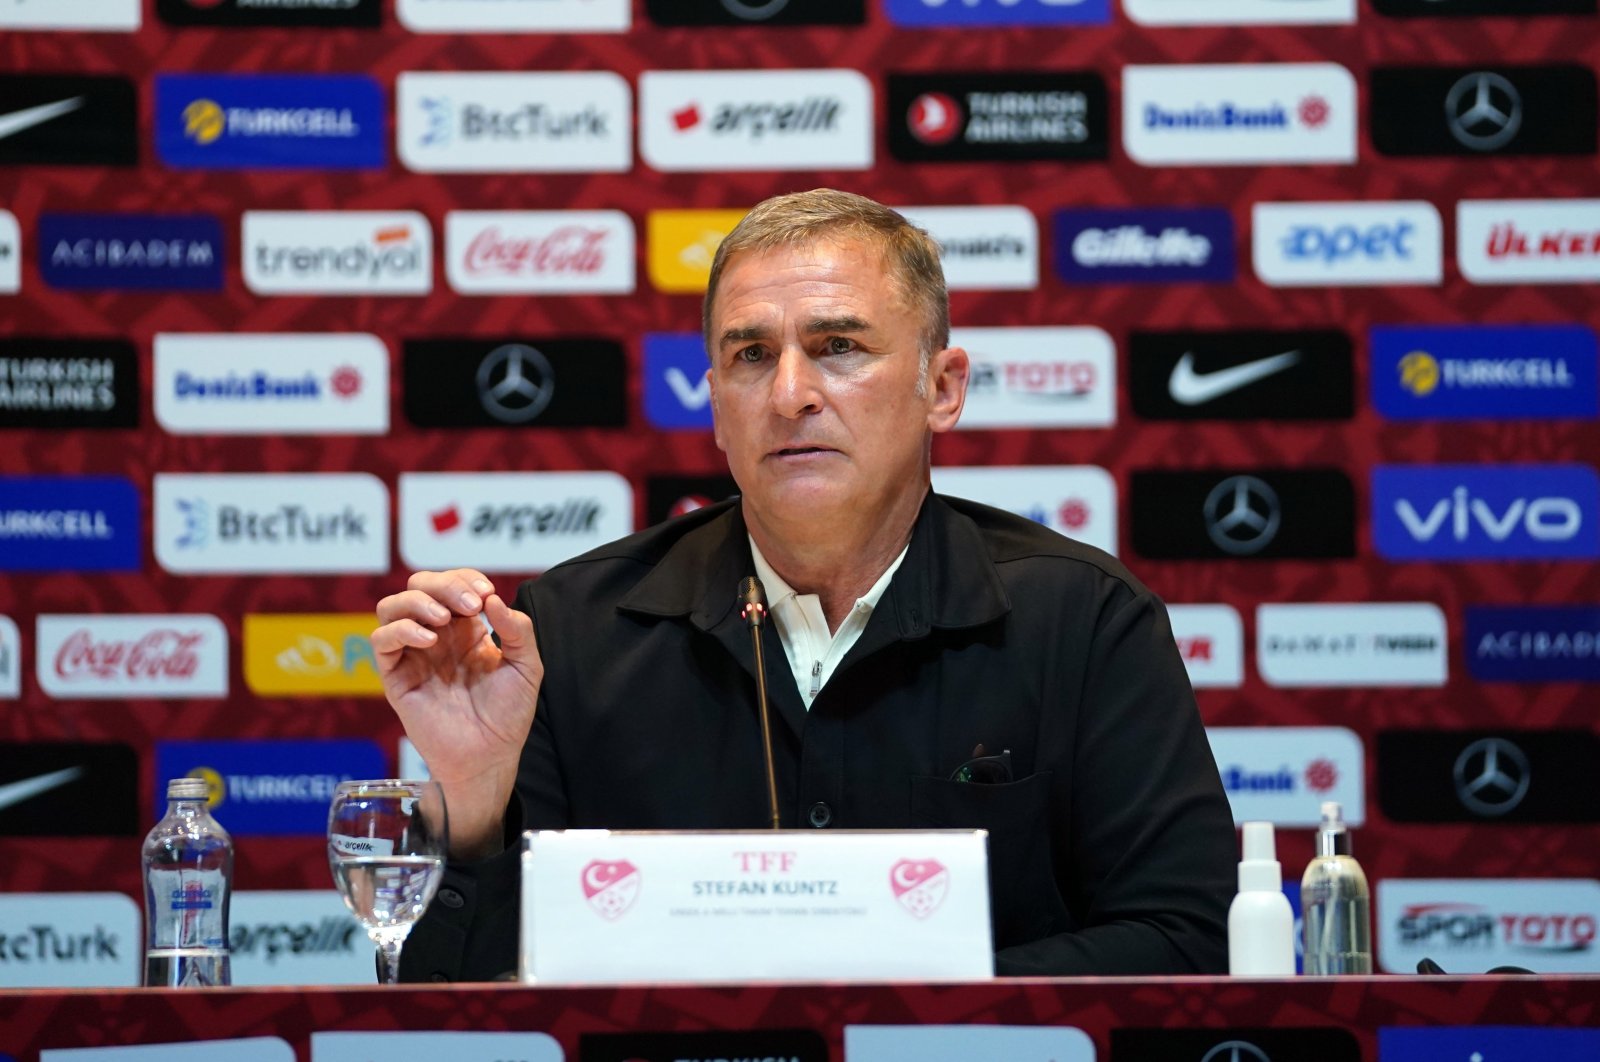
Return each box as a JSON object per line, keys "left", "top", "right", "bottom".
{"left": 739, "top": 576, "right": 782, "bottom": 830}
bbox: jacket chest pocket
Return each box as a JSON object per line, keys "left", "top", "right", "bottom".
{"left": 910, "top": 771, "right": 1069, "bottom": 950}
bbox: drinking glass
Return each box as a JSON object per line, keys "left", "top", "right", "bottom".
{"left": 327, "top": 779, "right": 448, "bottom": 984}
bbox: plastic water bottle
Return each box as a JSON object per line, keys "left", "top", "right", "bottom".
{"left": 141, "top": 777, "right": 233, "bottom": 987}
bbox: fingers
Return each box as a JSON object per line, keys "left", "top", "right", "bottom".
{"left": 403, "top": 568, "right": 496, "bottom": 616}
{"left": 370, "top": 617, "right": 440, "bottom": 668}
{"left": 484, "top": 593, "right": 542, "bottom": 673}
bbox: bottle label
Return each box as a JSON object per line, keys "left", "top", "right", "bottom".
{"left": 168, "top": 883, "right": 216, "bottom": 910}
{"left": 330, "top": 833, "right": 395, "bottom": 857}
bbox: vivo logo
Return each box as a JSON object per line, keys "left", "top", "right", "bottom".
{"left": 1396, "top": 489, "right": 1582, "bottom": 542}
{"left": 1374, "top": 465, "right": 1600, "bottom": 561}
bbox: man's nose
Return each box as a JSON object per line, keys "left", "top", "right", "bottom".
{"left": 769, "top": 347, "right": 823, "bottom": 418}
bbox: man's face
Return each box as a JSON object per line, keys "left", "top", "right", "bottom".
{"left": 707, "top": 237, "right": 965, "bottom": 533}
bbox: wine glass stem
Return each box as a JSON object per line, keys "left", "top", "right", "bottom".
{"left": 377, "top": 936, "right": 404, "bottom": 984}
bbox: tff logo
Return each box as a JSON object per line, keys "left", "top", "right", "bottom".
{"left": 1398, "top": 903, "right": 1596, "bottom": 953}
{"left": 581, "top": 859, "right": 641, "bottom": 921}
{"left": 889, "top": 858, "right": 949, "bottom": 919}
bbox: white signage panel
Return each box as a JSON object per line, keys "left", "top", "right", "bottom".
{"left": 521, "top": 830, "right": 992, "bottom": 984}
{"left": 397, "top": 0, "right": 629, "bottom": 32}
{"left": 0, "top": 892, "right": 139, "bottom": 988}
{"left": 898, "top": 206, "right": 1039, "bottom": 291}
{"left": 1378, "top": 878, "right": 1600, "bottom": 975}
{"left": 43, "top": 1042, "right": 293, "bottom": 1062}
{"left": 846, "top": 1025, "right": 1096, "bottom": 1062}
{"left": 932, "top": 465, "right": 1117, "bottom": 556}
{"left": 0, "top": 210, "right": 19, "bottom": 293}
{"left": 1458, "top": 199, "right": 1600, "bottom": 285}
{"left": 154, "top": 473, "right": 390, "bottom": 575}
{"left": 1253, "top": 201, "right": 1444, "bottom": 287}
{"left": 1166, "top": 603, "right": 1243, "bottom": 689}
{"left": 0, "top": 0, "right": 140, "bottom": 30}
{"left": 243, "top": 211, "right": 432, "bottom": 296}
{"left": 1126, "top": 0, "right": 1354, "bottom": 24}
{"left": 154, "top": 333, "right": 389, "bottom": 435}
{"left": 229, "top": 891, "right": 371, "bottom": 987}
{"left": 36, "top": 614, "right": 229, "bottom": 700}
{"left": 1206, "top": 726, "right": 1366, "bottom": 827}
{"left": 400, "top": 471, "right": 633, "bottom": 573}
{"left": 953, "top": 326, "right": 1115, "bottom": 429}
{"left": 313, "top": 1033, "right": 562, "bottom": 1062}
{"left": 446, "top": 210, "right": 636, "bottom": 295}
{"left": 1257, "top": 602, "right": 1448, "bottom": 687}
{"left": 0, "top": 614, "right": 19, "bottom": 698}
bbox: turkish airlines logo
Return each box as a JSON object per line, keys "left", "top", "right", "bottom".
{"left": 889, "top": 859, "right": 949, "bottom": 919}
{"left": 446, "top": 210, "right": 635, "bottom": 294}
{"left": 908, "top": 92, "right": 961, "bottom": 143}
{"left": 640, "top": 69, "right": 873, "bottom": 172}
{"left": 1458, "top": 199, "right": 1600, "bottom": 284}
{"left": 36, "top": 614, "right": 228, "bottom": 699}
{"left": 581, "top": 860, "right": 641, "bottom": 920}
{"left": 889, "top": 73, "right": 1107, "bottom": 163}
{"left": 244, "top": 211, "right": 432, "bottom": 295}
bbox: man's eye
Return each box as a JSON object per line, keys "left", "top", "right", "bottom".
{"left": 737, "top": 347, "right": 764, "bottom": 364}
{"left": 827, "top": 337, "right": 857, "bottom": 355}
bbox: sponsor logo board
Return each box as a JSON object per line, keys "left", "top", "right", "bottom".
{"left": 887, "top": 73, "right": 1107, "bottom": 163}
{"left": 39, "top": 213, "right": 222, "bottom": 291}
{"left": 229, "top": 891, "right": 369, "bottom": 986}
{"left": 403, "top": 338, "right": 627, "bottom": 429}
{"left": 896, "top": 206, "right": 1038, "bottom": 290}
{"left": 154, "top": 473, "right": 390, "bottom": 574}
{"left": 155, "top": 333, "right": 388, "bottom": 435}
{"left": 243, "top": 211, "right": 431, "bottom": 295}
{"left": 579, "top": 1030, "right": 824, "bottom": 1062}
{"left": 1378, "top": 877, "right": 1600, "bottom": 974}
{"left": 642, "top": 333, "right": 713, "bottom": 430}
{"left": 1377, "top": 729, "right": 1600, "bottom": 823}
{"left": 1166, "top": 604, "right": 1244, "bottom": 689}
{"left": 0, "top": 893, "right": 139, "bottom": 988}
{"left": 884, "top": 0, "right": 1109, "bottom": 26}
{"left": 1371, "top": 324, "right": 1598, "bottom": 421}
{"left": 398, "top": 72, "right": 631, "bottom": 174}
{"left": 644, "top": 474, "right": 740, "bottom": 526}
{"left": 397, "top": 0, "right": 629, "bottom": 31}
{"left": 954, "top": 326, "right": 1115, "bottom": 429}
{"left": 1380, "top": 1027, "right": 1600, "bottom": 1062}
{"left": 1253, "top": 201, "right": 1443, "bottom": 286}
{"left": 930, "top": 465, "right": 1117, "bottom": 556}
{"left": 1459, "top": 199, "right": 1600, "bottom": 284}
{"left": 1129, "top": 469, "right": 1355, "bottom": 560}
{"left": 37, "top": 614, "right": 229, "bottom": 699}
{"left": 1467, "top": 605, "right": 1600, "bottom": 682}
{"left": 157, "top": 0, "right": 381, "bottom": 27}
{"left": 155, "top": 740, "right": 387, "bottom": 836}
{"left": 1053, "top": 207, "right": 1235, "bottom": 284}
{"left": 0, "top": 614, "right": 17, "bottom": 698}
{"left": 0, "top": 75, "right": 138, "bottom": 164}
{"left": 1257, "top": 603, "right": 1448, "bottom": 687}
{"left": 1371, "top": 66, "right": 1597, "bottom": 158}
{"left": 646, "top": 0, "right": 864, "bottom": 24}
{"left": 846, "top": 1025, "right": 1094, "bottom": 1062}
{"left": 1372, "top": 463, "right": 1600, "bottom": 561}
{"left": 243, "top": 614, "right": 384, "bottom": 697}
{"left": 1126, "top": 0, "right": 1354, "bottom": 24}
{"left": 41, "top": 1041, "right": 293, "bottom": 1062}
{"left": 1111, "top": 1028, "right": 1361, "bottom": 1062}
{"left": 1208, "top": 726, "right": 1365, "bottom": 826}
{"left": 1130, "top": 329, "right": 1353, "bottom": 421}
{"left": 646, "top": 208, "right": 745, "bottom": 293}
{"left": 0, "top": 209, "right": 18, "bottom": 293}
{"left": 0, "top": 0, "right": 139, "bottom": 29}
{"left": 314, "top": 1034, "right": 560, "bottom": 1062}
{"left": 0, "top": 338, "right": 139, "bottom": 429}
{"left": 0, "top": 742, "right": 140, "bottom": 836}
{"left": 1373, "top": 0, "right": 1593, "bottom": 15}
{"left": 399, "top": 471, "right": 633, "bottom": 572}
{"left": 445, "top": 210, "right": 635, "bottom": 295}
{"left": 1124, "top": 63, "right": 1356, "bottom": 166}
{"left": 641, "top": 69, "right": 872, "bottom": 173}
{"left": 0, "top": 476, "right": 141, "bottom": 572}
{"left": 156, "top": 74, "right": 385, "bottom": 170}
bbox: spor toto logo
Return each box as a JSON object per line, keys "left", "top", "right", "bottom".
{"left": 582, "top": 859, "right": 641, "bottom": 920}
{"left": 907, "top": 92, "right": 962, "bottom": 144}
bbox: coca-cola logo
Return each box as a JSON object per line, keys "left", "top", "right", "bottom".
{"left": 463, "top": 225, "right": 609, "bottom": 276}
{"left": 581, "top": 859, "right": 641, "bottom": 921}
{"left": 54, "top": 629, "right": 204, "bottom": 681}
{"left": 889, "top": 858, "right": 950, "bottom": 919}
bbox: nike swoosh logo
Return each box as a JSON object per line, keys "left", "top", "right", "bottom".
{"left": 1168, "top": 349, "right": 1302, "bottom": 406}
{"left": 0, "top": 96, "right": 86, "bottom": 142}
{"left": 0, "top": 766, "right": 86, "bottom": 812}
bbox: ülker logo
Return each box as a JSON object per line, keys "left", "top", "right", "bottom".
{"left": 582, "top": 860, "right": 641, "bottom": 920}
{"left": 889, "top": 859, "right": 949, "bottom": 919}
{"left": 1458, "top": 199, "right": 1600, "bottom": 284}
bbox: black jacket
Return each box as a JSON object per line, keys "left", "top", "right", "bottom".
{"left": 400, "top": 493, "right": 1235, "bottom": 981}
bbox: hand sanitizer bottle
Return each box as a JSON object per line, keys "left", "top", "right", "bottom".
{"left": 1228, "top": 821, "right": 1295, "bottom": 976}
{"left": 1301, "top": 801, "right": 1372, "bottom": 974}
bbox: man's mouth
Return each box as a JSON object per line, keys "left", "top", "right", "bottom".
{"left": 773, "top": 446, "right": 833, "bottom": 457}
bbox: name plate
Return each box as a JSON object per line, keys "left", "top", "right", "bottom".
{"left": 519, "top": 829, "right": 992, "bottom": 984}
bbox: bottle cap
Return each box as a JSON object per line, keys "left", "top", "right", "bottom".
{"left": 167, "top": 777, "right": 209, "bottom": 801}
{"left": 1238, "top": 821, "right": 1282, "bottom": 893}
{"left": 1317, "top": 800, "right": 1351, "bottom": 857}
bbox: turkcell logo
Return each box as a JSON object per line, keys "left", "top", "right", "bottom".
{"left": 1467, "top": 606, "right": 1600, "bottom": 682}
{"left": 155, "top": 740, "right": 386, "bottom": 836}
{"left": 1053, "top": 207, "right": 1234, "bottom": 284}
{"left": 885, "top": 0, "right": 1110, "bottom": 26}
{"left": 1373, "top": 464, "right": 1600, "bottom": 561}
{"left": 643, "top": 333, "right": 712, "bottom": 429}
{"left": 39, "top": 214, "right": 223, "bottom": 291}
{"left": 156, "top": 74, "right": 385, "bottom": 170}
{"left": 1381, "top": 1027, "right": 1600, "bottom": 1062}
{"left": 0, "top": 476, "right": 141, "bottom": 572}
{"left": 1371, "top": 324, "right": 1598, "bottom": 421}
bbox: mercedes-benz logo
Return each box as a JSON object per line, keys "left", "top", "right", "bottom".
{"left": 1453, "top": 736, "right": 1530, "bottom": 817}
{"left": 1199, "top": 1041, "right": 1272, "bottom": 1062}
{"left": 476, "top": 343, "right": 555, "bottom": 424}
{"left": 1445, "top": 72, "right": 1522, "bottom": 152}
{"left": 1203, "top": 475, "right": 1281, "bottom": 556}
{"left": 721, "top": 0, "right": 790, "bottom": 19}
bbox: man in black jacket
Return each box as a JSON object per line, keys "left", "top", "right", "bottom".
{"left": 374, "top": 189, "right": 1235, "bottom": 981}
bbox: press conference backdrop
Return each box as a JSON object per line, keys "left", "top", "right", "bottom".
{"left": 1, "top": 0, "right": 1598, "bottom": 988}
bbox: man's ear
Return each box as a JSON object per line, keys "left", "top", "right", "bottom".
{"left": 708, "top": 365, "right": 727, "bottom": 453}
{"left": 926, "top": 346, "right": 969, "bottom": 435}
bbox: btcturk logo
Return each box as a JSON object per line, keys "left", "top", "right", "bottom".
{"left": 889, "top": 858, "right": 949, "bottom": 919}
{"left": 583, "top": 859, "right": 642, "bottom": 920}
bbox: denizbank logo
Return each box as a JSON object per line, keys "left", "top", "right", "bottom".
{"left": 156, "top": 740, "right": 386, "bottom": 836}
{"left": 1371, "top": 324, "right": 1598, "bottom": 421}
{"left": 1373, "top": 464, "right": 1600, "bottom": 561}
{"left": 1467, "top": 606, "right": 1600, "bottom": 682}
{"left": 243, "top": 211, "right": 431, "bottom": 295}
{"left": 931, "top": 465, "right": 1117, "bottom": 556}
{"left": 0, "top": 476, "right": 140, "bottom": 572}
{"left": 243, "top": 614, "right": 384, "bottom": 697}
{"left": 39, "top": 214, "right": 222, "bottom": 291}
{"left": 156, "top": 74, "right": 385, "bottom": 170}
{"left": 1207, "top": 726, "right": 1365, "bottom": 827}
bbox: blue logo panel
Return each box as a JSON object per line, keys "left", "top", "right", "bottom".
{"left": 155, "top": 740, "right": 387, "bottom": 836}
{"left": 1373, "top": 464, "right": 1600, "bottom": 561}
{"left": 886, "top": 0, "right": 1109, "bottom": 25}
{"left": 1467, "top": 606, "right": 1600, "bottom": 682}
{"left": 1053, "top": 208, "right": 1235, "bottom": 284}
{"left": 156, "top": 74, "right": 386, "bottom": 170}
{"left": 1371, "top": 324, "right": 1599, "bottom": 421}
{"left": 1381, "top": 1027, "right": 1600, "bottom": 1062}
{"left": 0, "top": 476, "right": 141, "bottom": 572}
{"left": 38, "top": 214, "right": 223, "bottom": 291}
{"left": 642, "top": 333, "right": 713, "bottom": 430}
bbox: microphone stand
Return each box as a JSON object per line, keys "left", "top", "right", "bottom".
{"left": 739, "top": 577, "right": 782, "bottom": 830}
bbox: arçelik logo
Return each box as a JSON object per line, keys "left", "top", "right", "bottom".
{"left": 889, "top": 858, "right": 948, "bottom": 918}
{"left": 582, "top": 859, "right": 641, "bottom": 920}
